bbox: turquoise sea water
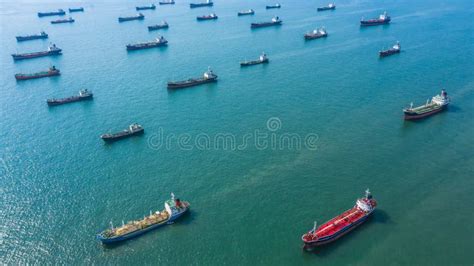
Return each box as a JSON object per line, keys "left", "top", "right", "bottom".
{"left": 1, "top": 0, "right": 473, "bottom": 264}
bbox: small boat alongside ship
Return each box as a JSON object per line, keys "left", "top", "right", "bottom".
{"left": 403, "top": 89, "right": 450, "bottom": 120}
{"left": 68, "top": 7, "right": 84, "bottom": 12}
{"left": 126, "top": 36, "right": 168, "bottom": 51}
{"left": 240, "top": 52, "right": 269, "bottom": 67}
{"left": 317, "top": 3, "right": 336, "bottom": 11}
{"left": 38, "top": 9, "right": 65, "bottom": 17}
{"left": 51, "top": 17, "right": 75, "bottom": 24}
{"left": 190, "top": 0, "right": 213, "bottom": 8}
{"left": 197, "top": 13, "right": 218, "bottom": 21}
{"left": 251, "top": 16, "right": 282, "bottom": 28}
{"left": 266, "top": 3, "right": 281, "bottom": 9}
{"left": 100, "top": 123, "right": 144, "bottom": 142}
{"left": 12, "top": 44, "right": 61, "bottom": 61}
{"left": 148, "top": 21, "right": 169, "bottom": 31}
{"left": 304, "top": 27, "right": 328, "bottom": 40}
{"left": 238, "top": 9, "right": 255, "bottom": 16}
{"left": 302, "top": 189, "right": 377, "bottom": 250}
{"left": 97, "top": 193, "right": 190, "bottom": 244}
{"left": 361, "top": 11, "right": 391, "bottom": 26}
{"left": 159, "top": 0, "right": 175, "bottom": 5}
{"left": 16, "top": 31, "right": 48, "bottom": 42}
{"left": 118, "top": 13, "right": 145, "bottom": 22}
{"left": 136, "top": 4, "right": 156, "bottom": 11}
{"left": 47, "top": 89, "right": 93, "bottom": 106}
{"left": 15, "top": 66, "right": 60, "bottom": 81}
{"left": 379, "top": 41, "right": 400, "bottom": 57}
{"left": 167, "top": 67, "right": 217, "bottom": 89}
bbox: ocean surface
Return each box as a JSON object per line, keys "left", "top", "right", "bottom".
{"left": 1, "top": 0, "right": 473, "bottom": 264}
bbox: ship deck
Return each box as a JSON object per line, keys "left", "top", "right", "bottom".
{"left": 315, "top": 207, "right": 366, "bottom": 238}
{"left": 406, "top": 103, "right": 441, "bottom": 114}
{"left": 106, "top": 210, "right": 169, "bottom": 238}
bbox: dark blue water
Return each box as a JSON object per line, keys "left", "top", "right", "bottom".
{"left": 1, "top": 0, "right": 473, "bottom": 264}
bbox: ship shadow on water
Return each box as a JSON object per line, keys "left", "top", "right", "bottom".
{"left": 304, "top": 209, "right": 391, "bottom": 257}
{"left": 446, "top": 105, "right": 461, "bottom": 113}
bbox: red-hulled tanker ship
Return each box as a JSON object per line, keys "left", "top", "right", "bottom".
{"left": 302, "top": 189, "right": 376, "bottom": 250}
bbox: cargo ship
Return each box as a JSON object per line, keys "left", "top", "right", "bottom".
{"left": 15, "top": 66, "right": 60, "bottom": 81}
{"left": 251, "top": 16, "right": 282, "bottom": 28}
{"left": 47, "top": 89, "right": 93, "bottom": 106}
{"left": 238, "top": 9, "right": 255, "bottom": 16}
{"left": 12, "top": 44, "right": 62, "bottom": 61}
{"left": 302, "top": 189, "right": 377, "bottom": 250}
{"left": 403, "top": 89, "right": 450, "bottom": 120}
{"left": 167, "top": 67, "right": 217, "bottom": 89}
{"left": 51, "top": 17, "right": 75, "bottom": 24}
{"left": 148, "top": 21, "right": 169, "bottom": 31}
{"left": 317, "top": 3, "right": 336, "bottom": 11}
{"left": 304, "top": 27, "right": 328, "bottom": 40}
{"left": 97, "top": 193, "right": 190, "bottom": 244}
{"left": 126, "top": 36, "right": 168, "bottom": 50}
{"left": 360, "top": 12, "right": 390, "bottom": 26}
{"left": 38, "top": 9, "right": 65, "bottom": 17}
{"left": 16, "top": 31, "right": 48, "bottom": 42}
{"left": 197, "top": 13, "right": 218, "bottom": 20}
{"left": 159, "top": 0, "right": 175, "bottom": 4}
{"left": 266, "top": 3, "right": 281, "bottom": 9}
{"left": 118, "top": 13, "right": 145, "bottom": 22}
{"left": 190, "top": 0, "right": 213, "bottom": 8}
{"left": 69, "top": 7, "right": 84, "bottom": 12}
{"left": 136, "top": 4, "right": 156, "bottom": 10}
{"left": 240, "top": 52, "right": 269, "bottom": 66}
{"left": 100, "top": 123, "right": 144, "bottom": 142}
{"left": 379, "top": 41, "right": 400, "bottom": 57}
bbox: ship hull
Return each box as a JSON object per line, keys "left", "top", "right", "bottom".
{"left": 404, "top": 106, "right": 446, "bottom": 120}
{"left": 304, "top": 34, "right": 327, "bottom": 40}
{"left": 119, "top": 17, "right": 144, "bottom": 22}
{"left": 15, "top": 71, "right": 60, "bottom": 81}
{"left": 97, "top": 207, "right": 189, "bottom": 244}
{"left": 266, "top": 6, "right": 281, "bottom": 9}
{"left": 16, "top": 35, "right": 48, "bottom": 42}
{"left": 126, "top": 42, "right": 168, "bottom": 50}
{"left": 51, "top": 19, "right": 74, "bottom": 24}
{"left": 317, "top": 7, "right": 335, "bottom": 11}
{"left": 159, "top": 1, "right": 175, "bottom": 4}
{"left": 148, "top": 25, "right": 169, "bottom": 31}
{"left": 240, "top": 58, "right": 269, "bottom": 66}
{"left": 47, "top": 95, "right": 93, "bottom": 106}
{"left": 251, "top": 21, "right": 282, "bottom": 28}
{"left": 136, "top": 6, "right": 156, "bottom": 11}
{"left": 38, "top": 11, "right": 65, "bottom": 17}
{"left": 379, "top": 49, "right": 400, "bottom": 57}
{"left": 304, "top": 213, "right": 370, "bottom": 247}
{"left": 360, "top": 19, "right": 391, "bottom": 26}
{"left": 12, "top": 50, "right": 62, "bottom": 60}
{"left": 69, "top": 8, "right": 84, "bottom": 12}
{"left": 167, "top": 77, "right": 217, "bottom": 89}
{"left": 190, "top": 3, "right": 213, "bottom": 8}
{"left": 101, "top": 129, "right": 144, "bottom": 142}
{"left": 197, "top": 16, "right": 218, "bottom": 21}
{"left": 238, "top": 12, "right": 254, "bottom": 16}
